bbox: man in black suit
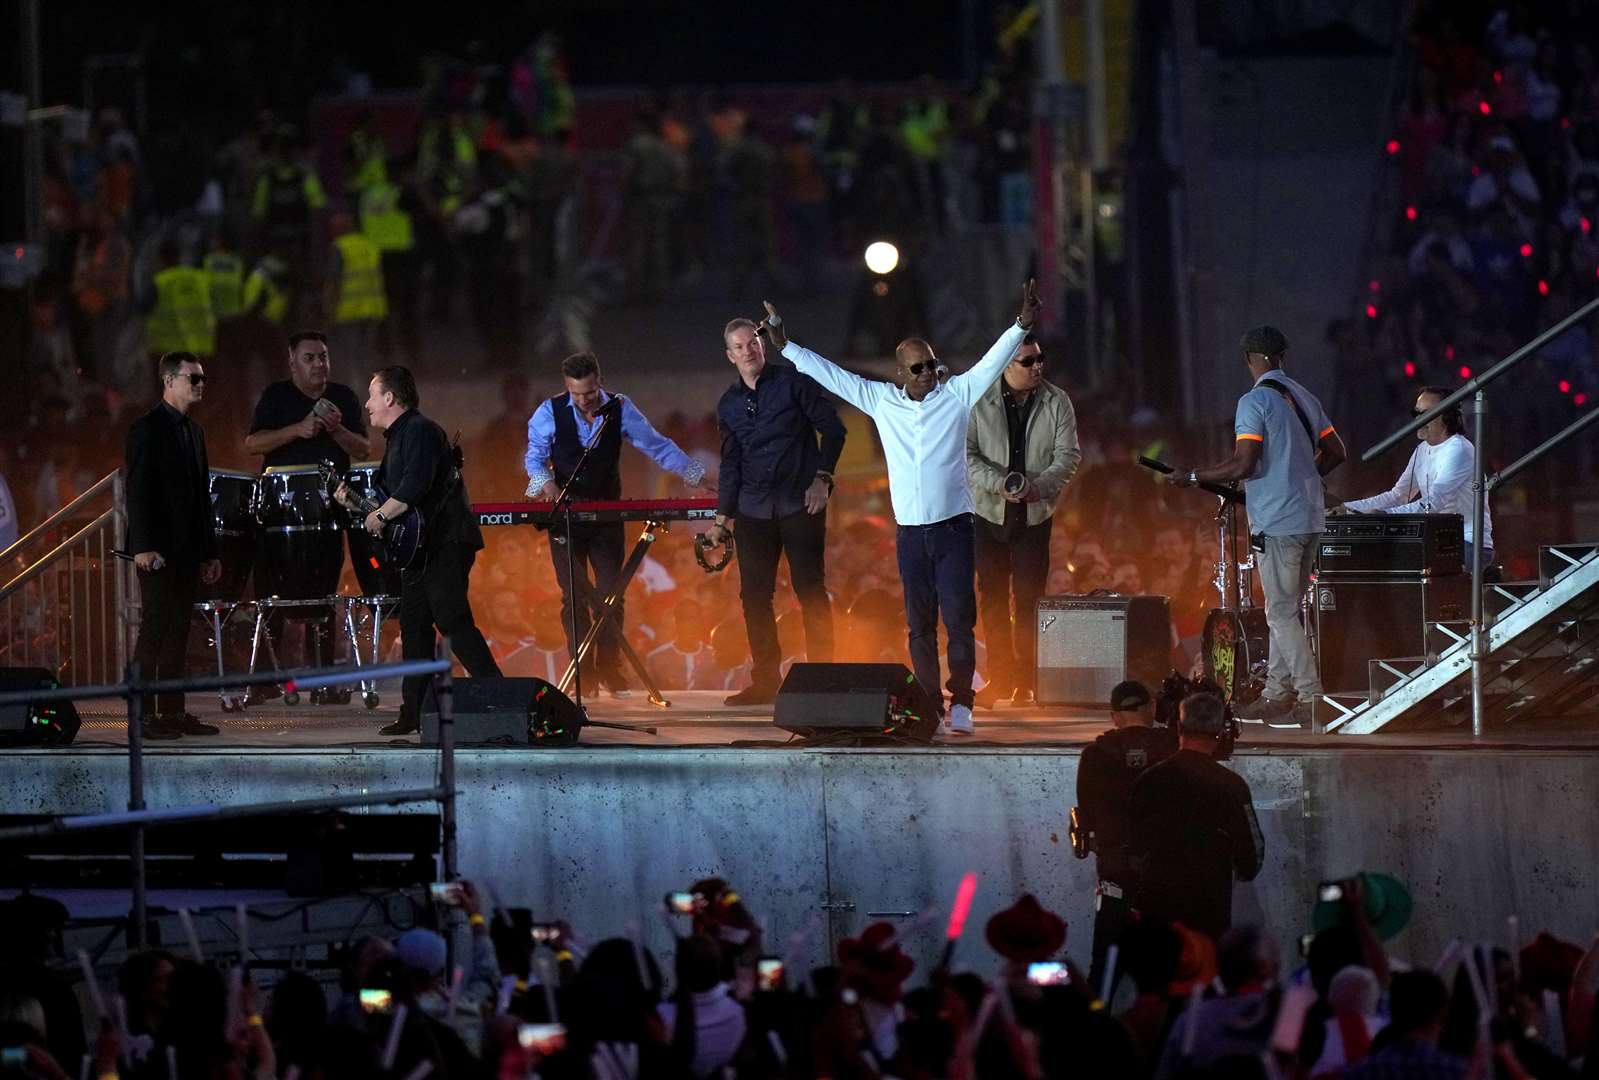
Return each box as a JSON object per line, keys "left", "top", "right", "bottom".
{"left": 125, "top": 352, "right": 224, "bottom": 738}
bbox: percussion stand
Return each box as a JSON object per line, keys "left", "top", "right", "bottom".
{"left": 547, "top": 407, "right": 657, "bottom": 733}
{"left": 342, "top": 594, "right": 400, "bottom": 708}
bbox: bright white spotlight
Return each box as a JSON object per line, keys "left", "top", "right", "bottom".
{"left": 864, "top": 241, "right": 900, "bottom": 275}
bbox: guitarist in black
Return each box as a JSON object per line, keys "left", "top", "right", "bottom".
{"left": 341, "top": 365, "right": 501, "bottom": 736}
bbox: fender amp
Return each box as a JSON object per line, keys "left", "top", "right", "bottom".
{"left": 1036, "top": 595, "right": 1171, "bottom": 706}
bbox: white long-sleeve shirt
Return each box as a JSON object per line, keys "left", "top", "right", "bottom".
{"left": 1344, "top": 433, "right": 1494, "bottom": 549}
{"left": 781, "top": 323, "right": 1026, "bottom": 525}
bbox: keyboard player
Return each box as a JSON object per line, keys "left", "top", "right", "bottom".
{"left": 1329, "top": 385, "right": 1494, "bottom": 569}
{"left": 523, "top": 351, "right": 716, "bottom": 696}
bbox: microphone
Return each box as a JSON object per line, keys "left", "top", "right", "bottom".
{"left": 595, "top": 395, "right": 624, "bottom": 417}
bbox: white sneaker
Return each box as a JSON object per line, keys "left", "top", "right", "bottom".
{"left": 943, "top": 704, "right": 974, "bottom": 736}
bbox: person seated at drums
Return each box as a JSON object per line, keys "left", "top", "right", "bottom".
{"left": 244, "top": 329, "right": 370, "bottom": 695}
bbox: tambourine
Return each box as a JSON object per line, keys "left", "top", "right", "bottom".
{"left": 694, "top": 532, "right": 735, "bottom": 574}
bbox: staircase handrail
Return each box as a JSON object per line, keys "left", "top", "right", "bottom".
{"left": 0, "top": 470, "right": 122, "bottom": 569}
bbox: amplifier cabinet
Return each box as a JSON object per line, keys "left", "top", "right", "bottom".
{"left": 1036, "top": 595, "right": 1171, "bottom": 706}
{"left": 1314, "top": 575, "right": 1471, "bottom": 694}
{"left": 1317, "top": 514, "right": 1464, "bottom": 577}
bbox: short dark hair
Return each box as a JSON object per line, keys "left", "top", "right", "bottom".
{"left": 1388, "top": 970, "right": 1449, "bottom": 1034}
{"left": 372, "top": 365, "right": 419, "bottom": 410}
{"left": 1179, "top": 692, "right": 1228, "bottom": 736}
{"left": 1418, "top": 386, "right": 1465, "bottom": 435}
{"left": 1021, "top": 331, "right": 1040, "bottom": 349}
{"left": 287, "top": 330, "right": 327, "bottom": 352}
{"left": 158, "top": 352, "right": 199, "bottom": 381}
{"left": 1110, "top": 680, "right": 1151, "bottom": 711}
{"left": 561, "top": 351, "right": 600, "bottom": 381}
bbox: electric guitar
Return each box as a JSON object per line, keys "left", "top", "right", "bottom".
{"left": 322, "top": 461, "right": 426, "bottom": 571}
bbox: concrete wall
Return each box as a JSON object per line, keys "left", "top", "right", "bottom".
{"left": 6, "top": 744, "right": 1595, "bottom": 977}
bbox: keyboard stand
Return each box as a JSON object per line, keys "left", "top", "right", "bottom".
{"left": 558, "top": 518, "right": 673, "bottom": 711}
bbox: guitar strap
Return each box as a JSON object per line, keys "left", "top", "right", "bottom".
{"left": 1256, "top": 377, "right": 1319, "bottom": 452}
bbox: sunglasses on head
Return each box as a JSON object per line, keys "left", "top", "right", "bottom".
{"left": 906, "top": 360, "right": 939, "bottom": 376}
{"left": 1015, "top": 354, "right": 1045, "bottom": 368}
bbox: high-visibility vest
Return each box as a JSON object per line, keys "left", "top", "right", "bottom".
{"left": 348, "top": 130, "right": 388, "bottom": 193}
{"left": 202, "top": 252, "right": 245, "bottom": 318}
{"left": 242, "top": 256, "right": 290, "bottom": 324}
{"left": 332, "top": 233, "right": 387, "bottom": 323}
{"left": 358, "top": 181, "right": 414, "bottom": 253}
{"left": 145, "top": 266, "right": 215, "bottom": 355}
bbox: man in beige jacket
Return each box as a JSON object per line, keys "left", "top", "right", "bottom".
{"left": 965, "top": 334, "right": 1081, "bottom": 705}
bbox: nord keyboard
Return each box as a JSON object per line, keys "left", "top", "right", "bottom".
{"left": 474, "top": 499, "right": 719, "bottom": 527}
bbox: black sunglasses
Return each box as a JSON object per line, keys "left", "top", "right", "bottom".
{"left": 1015, "top": 354, "right": 1045, "bottom": 368}
{"left": 907, "top": 360, "right": 939, "bottom": 376}
{"left": 177, "top": 373, "right": 207, "bottom": 386}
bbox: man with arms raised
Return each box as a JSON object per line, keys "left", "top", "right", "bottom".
{"left": 758, "top": 280, "right": 1041, "bottom": 735}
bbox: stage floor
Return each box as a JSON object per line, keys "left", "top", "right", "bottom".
{"left": 63, "top": 689, "right": 1599, "bottom": 752}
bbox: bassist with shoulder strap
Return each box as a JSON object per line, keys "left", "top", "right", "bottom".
{"left": 340, "top": 365, "right": 501, "bottom": 736}
{"left": 1169, "top": 325, "right": 1345, "bottom": 729}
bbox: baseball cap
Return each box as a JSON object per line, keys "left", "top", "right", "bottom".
{"left": 1110, "top": 680, "right": 1151, "bottom": 711}
{"left": 394, "top": 928, "right": 448, "bottom": 976}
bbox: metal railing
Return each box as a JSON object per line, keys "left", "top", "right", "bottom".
{"left": 0, "top": 652, "right": 456, "bottom": 949}
{"left": 1363, "top": 292, "right": 1599, "bottom": 737}
{"left": 0, "top": 470, "right": 131, "bottom": 685}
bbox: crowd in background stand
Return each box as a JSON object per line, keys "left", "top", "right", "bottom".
{"left": 3, "top": 872, "right": 1598, "bottom": 1079}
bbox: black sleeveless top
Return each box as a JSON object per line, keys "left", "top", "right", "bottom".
{"left": 549, "top": 392, "right": 623, "bottom": 500}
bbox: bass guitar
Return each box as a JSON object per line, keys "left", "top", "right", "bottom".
{"left": 323, "top": 460, "right": 426, "bottom": 571}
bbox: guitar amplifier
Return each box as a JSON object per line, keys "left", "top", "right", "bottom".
{"left": 1314, "top": 575, "right": 1471, "bottom": 694}
{"left": 1317, "top": 514, "right": 1464, "bottom": 577}
{"left": 1036, "top": 595, "right": 1171, "bottom": 706}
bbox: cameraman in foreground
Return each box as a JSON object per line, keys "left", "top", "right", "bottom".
{"left": 1076, "top": 680, "right": 1177, "bottom": 994}
{"left": 1128, "top": 691, "right": 1264, "bottom": 940}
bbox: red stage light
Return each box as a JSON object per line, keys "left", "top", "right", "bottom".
{"left": 1520, "top": 243, "right": 1533, "bottom": 258}
{"left": 1493, "top": 70, "right": 1503, "bottom": 84}
{"left": 1403, "top": 361, "right": 1417, "bottom": 378}
{"left": 1369, "top": 279, "right": 1381, "bottom": 292}
{"left": 1559, "top": 380, "right": 1572, "bottom": 394}
{"left": 1458, "top": 366, "right": 1472, "bottom": 379}
{"left": 1478, "top": 100, "right": 1492, "bottom": 116}
{"left": 1385, "top": 139, "right": 1401, "bottom": 155}
{"left": 1406, "top": 206, "right": 1418, "bottom": 221}
{"left": 1576, "top": 393, "right": 1589, "bottom": 406}
{"left": 1366, "top": 304, "right": 1378, "bottom": 319}
{"left": 1445, "top": 344, "right": 1455, "bottom": 360}
{"left": 1539, "top": 280, "right": 1550, "bottom": 296}
{"left": 1583, "top": 217, "right": 1592, "bottom": 234}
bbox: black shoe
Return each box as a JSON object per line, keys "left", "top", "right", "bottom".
{"left": 379, "top": 715, "right": 420, "bottom": 737}
{"left": 140, "top": 717, "right": 183, "bottom": 740}
{"left": 167, "top": 712, "right": 220, "bottom": 736}
{"left": 723, "top": 684, "right": 777, "bottom": 707}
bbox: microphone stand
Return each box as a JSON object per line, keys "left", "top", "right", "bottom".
{"left": 545, "top": 402, "right": 652, "bottom": 734}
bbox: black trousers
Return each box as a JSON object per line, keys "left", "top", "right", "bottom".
{"left": 974, "top": 517, "right": 1052, "bottom": 694}
{"left": 547, "top": 522, "right": 627, "bottom": 679}
{"left": 132, "top": 562, "right": 200, "bottom": 718}
{"left": 734, "top": 510, "right": 832, "bottom": 688}
{"left": 1088, "top": 881, "right": 1134, "bottom": 1002}
{"left": 399, "top": 543, "right": 503, "bottom": 718}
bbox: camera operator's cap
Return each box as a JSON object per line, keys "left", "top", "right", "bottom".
{"left": 1240, "top": 324, "right": 1289, "bottom": 356}
{"left": 985, "top": 893, "right": 1067, "bottom": 963}
{"left": 1110, "top": 680, "right": 1151, "bottom": 711}
{"left": 1310, "top": 871, "right": 1414, "bottom": 941}
{"left": 394, "top": 928, "right": 448, "bottom": 976}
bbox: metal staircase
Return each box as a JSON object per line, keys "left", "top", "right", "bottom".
{"left": 1322, "top": 543, "right": 1599, "bottom": 733}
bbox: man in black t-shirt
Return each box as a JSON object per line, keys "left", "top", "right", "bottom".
{"left": 244, "top": 329, "right": 370, "bottom": 470}
{"left": 1077, "top": 680, "right": 1178, "bottom": 994}
{"left": 1128, "top": 692, "right": 1264, "bottom": 941}
{"left": 244, "top": 329, "right": 370, "bottom": 683}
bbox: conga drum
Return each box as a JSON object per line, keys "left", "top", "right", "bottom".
{"left": 205, "top": 469, "right": 258, "bottom": 600}
{"left": 342, "top": 461, "right": 405, "bottom": 597}
{"left": 254, "top": 464, "right": 343, "bottom": 600}
{"left": 1202, "top": 607, "right": 1270, "bottom": 704}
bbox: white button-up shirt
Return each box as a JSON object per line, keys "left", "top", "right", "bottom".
{"left": 781, "top": 324, "right": 1026, "bottom": 525}
{"left": 1344, "top": 432, "right": 1494, "bottom": 549}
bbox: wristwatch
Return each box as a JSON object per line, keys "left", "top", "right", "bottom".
{"left": 375, "top": 510, "right": 388, "bottom": 524}
{"left": 815, "top": 471, "right": 834, "bottom": 492}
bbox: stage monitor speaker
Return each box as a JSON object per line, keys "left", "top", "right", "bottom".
{"left": 773, "top": 663, "right": 939, "bottom": 743}
{"left": 1315, "top": 575, "right": 1471, "bottom": 694}
{"left": 0, "top": 667, "right": 80, "bottom": 747}
{"left": 420, "top": 677, "right": 585, "bottom": 747}
{"left": 1036, "top": 595, "right": 1171, "bottom": 706}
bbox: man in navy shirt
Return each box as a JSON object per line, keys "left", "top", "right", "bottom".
{"left": 705, "top": 318, "right": 846, "bottom": 706}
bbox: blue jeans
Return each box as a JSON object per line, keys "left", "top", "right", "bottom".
{"left": 895, "top": 514, "right": 978, "bottom": 710}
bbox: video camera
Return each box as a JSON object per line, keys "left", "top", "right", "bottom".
{"left": 1154, "top": 671, "right": 1240, "bottom": 760}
